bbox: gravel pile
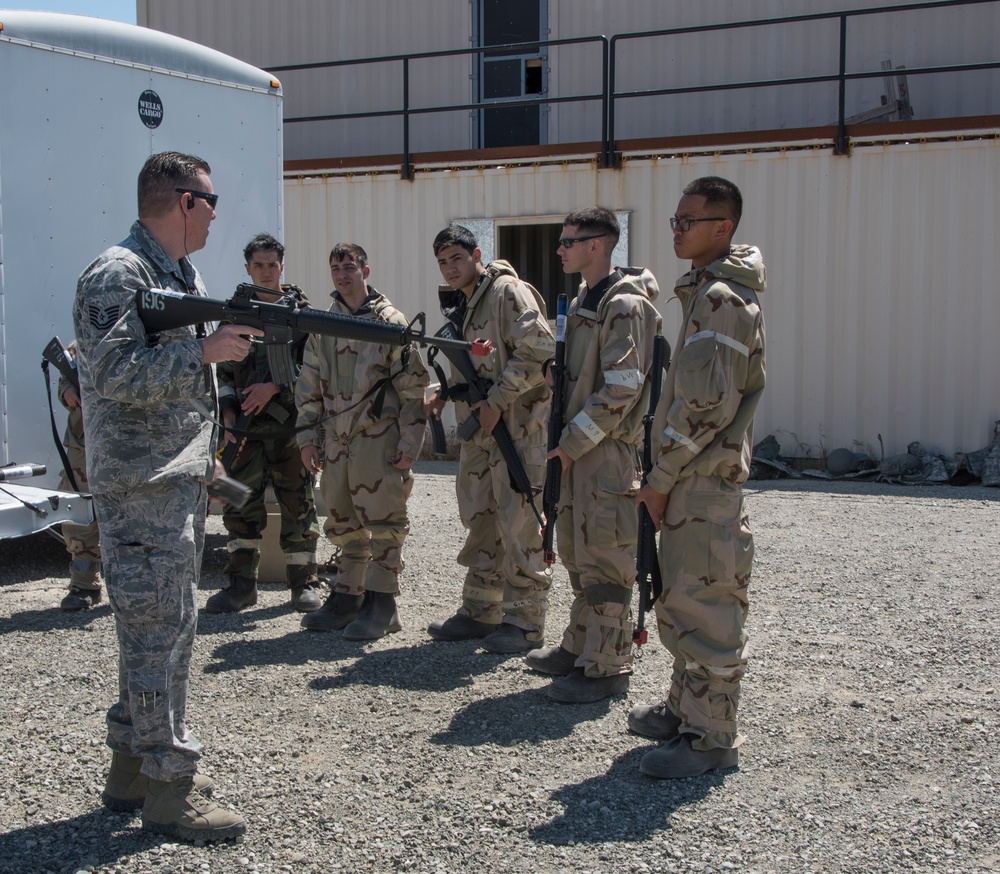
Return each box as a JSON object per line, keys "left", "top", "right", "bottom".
{"left": 1, "top": 462, "right": 997, "bottom": 874}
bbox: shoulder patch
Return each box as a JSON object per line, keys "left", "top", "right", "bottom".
{"left": 88, "top": 302, "right": 123, "bottom": 332}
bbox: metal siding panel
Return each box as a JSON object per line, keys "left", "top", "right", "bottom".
{"left": 285, "top": 134, "right": 1000, "bottom": 458}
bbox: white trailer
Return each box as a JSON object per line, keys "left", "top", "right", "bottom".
{"left": 0, "top": 10, "right": 283, "bottom": 538}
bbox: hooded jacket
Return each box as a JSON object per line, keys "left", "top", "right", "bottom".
{"left": 446, "top": 259, "right": 554, "bottom": 441}
{"left": 647, "top": 244, "right": 767, "bottom": 494}
{"left": 295, "top": 287, "right": 429, "bottom": 459}
{"left": 558, "top": 267, "right": 662, "bottom": 460}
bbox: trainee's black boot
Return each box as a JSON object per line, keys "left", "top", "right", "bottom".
{"left": 301, "top": 590, "right": 363, "bottom": 631}
{"left": 204, "top": 575, "right": 258, "bottom": 613}
{"left": 343, "top": 591, "right": 401, "bottom": 640}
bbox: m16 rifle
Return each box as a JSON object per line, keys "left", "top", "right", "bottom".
{"left": 427, "top": 321, "right": 544, "bottom": 528}
{"left": 633, "top": 333, "right": 670, "bottom": 646}
{"left": 135, "top": 284, "right": 491, "bottom": 361}
{"left": 541, "top": 293, "right": 568, "bottom": 565}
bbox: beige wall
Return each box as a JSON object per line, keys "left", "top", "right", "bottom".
{"left": 281, "top": 127, "right": 1000, "bottom": 460}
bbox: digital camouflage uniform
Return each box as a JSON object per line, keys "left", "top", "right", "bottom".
{"left": 216, "top": 285, "right": 320, "bottom": 592}
{"left": 554, "top": 268, "right": 661, "bottom": 677}
{"left": 445, "top": 261, "right": 554, "bottom": 639}
{"left": 295, "top": 287, "right": 428, "bottom": 596}
{"left": 73, "top": 220, "right": 218, "bottom": 782}
{"left": 646, "top": 245, "right": 766, "bottom": 752}
{"left": 56, "top": 370, "right": 103, "bottom": 592}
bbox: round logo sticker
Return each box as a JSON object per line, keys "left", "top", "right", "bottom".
{"left": 138, "top": 90, "right": 164, "bottom": 129}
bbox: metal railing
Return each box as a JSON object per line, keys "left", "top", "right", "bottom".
{"left": 270, "top": 0, "right": 998, "bottom": 176}
{"left": 270, "top": 36, "right": 609, "bottom": 180}
{"left": 609, "top": 0, "right": 999, "bottom": 159}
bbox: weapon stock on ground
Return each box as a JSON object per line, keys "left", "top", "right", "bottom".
{"left": 428, "top": 321, "right": 544, "bottom": 529}
{"left": 136, "top": 284, "right": 491, "bottom": 359}
{"left": 634, "top": 333, "right": 670, "bottom": 646}
{"left": 542, "top": 294, "right": 568, "bottom": 565}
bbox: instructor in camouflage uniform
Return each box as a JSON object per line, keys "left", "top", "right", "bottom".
{"left": 73, "top": 151, "right": 249, "bottom": 841}
{"left": 633, "top": 176, "right": 766, "bottom": 779}
{"left": 426, "top": 225, "right": 555, "bottom": 655}
{"left": 206, "top": 232, "right": 321, "bottom": 614}
{"left": 525, "top": 207, "right": 661, "bottom": 702}
{"left": 296, "top": 243, "right": 429, "bottom": 640}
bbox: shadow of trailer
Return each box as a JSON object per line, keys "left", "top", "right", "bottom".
{"left": 0, "top": 10, "right": 284, "bottom": 539}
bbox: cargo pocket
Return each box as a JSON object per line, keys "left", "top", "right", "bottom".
{"left": 681, "top": 489, "right": 751, "bottom": 591}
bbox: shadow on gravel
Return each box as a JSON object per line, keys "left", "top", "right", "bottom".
{"left": 0, "top": 810, "right": 171, "bottom": 874}
{"left": 310, "top": 641, "right": 499, "bottom": 693}
{"left": 429, "top": 688, "right": 611, "bottom": 746}
{"left": 0, "top": 603, "right": 111, "bottom": 636}
{"left": 0, "top": 530, "right": 67, "bottom": 584}
{"left": 196, "top": 597, "right": 293, "bottom": 636}
{"left": 529, "top": 746, "right": 726, "bottom": 845}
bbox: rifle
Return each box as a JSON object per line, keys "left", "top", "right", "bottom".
{"left": 135, "top": 283, "right": 491, "bottom": 364}
{"left": 633, "top": 333, "right": 670, "bottom": 646}
{"left": 541, "top": 293, "right": 568, "bottom": 565}
{"left": 42, "top": 336, "right": 80, "bottom": 392}
{"left": 207, "top": 474, "right": 253, "bottom": 509}
{"left": 426, "top": 321, "right": 544, "bottom": 528}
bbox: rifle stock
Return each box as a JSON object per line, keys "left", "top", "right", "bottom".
{"left": 541, "top": 294, "right": 568, "bottom": 565}
{"left": 42, "top": 336, "right": 80, "bottom": 392}
{"left": 633, "top": 333, "right": 670, "bottom": 646}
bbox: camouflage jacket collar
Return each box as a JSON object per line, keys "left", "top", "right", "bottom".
{"left": 129, "top": 220, "right": 197, "bottom": 290}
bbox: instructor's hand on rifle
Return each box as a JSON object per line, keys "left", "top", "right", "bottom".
{"left": 301, "top": 444, "right": 322, "bottom": 474}
{"left": 201, "top": 324, "right": 264, "bottom": 365}
{"left": 635, "top": 483, "right": 668, "bottom": 532}
{"left": 472, "top": 400, "right": 500, "bottom": 436}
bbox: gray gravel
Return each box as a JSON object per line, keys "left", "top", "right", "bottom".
{"left": 1, "top": 461, "right": 998, "bottom": 874}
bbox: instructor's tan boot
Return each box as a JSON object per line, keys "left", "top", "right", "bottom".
{"left": 102, "top": 752, "right": 214, "bottom": 812}
{"left": 142, "top": 776, "right": 246, "bottom": 842}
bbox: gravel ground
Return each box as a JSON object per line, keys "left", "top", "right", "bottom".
{"left": 0, "top": 461, "right": 998, "bottom": 874}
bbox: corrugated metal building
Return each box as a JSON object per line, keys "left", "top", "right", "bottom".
{"left": 138, "top": 0, "right": 1000, "bottom": 459}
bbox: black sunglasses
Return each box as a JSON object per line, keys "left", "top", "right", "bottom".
{"left": 175, "top": 188, "right": 219, "bottom": 209}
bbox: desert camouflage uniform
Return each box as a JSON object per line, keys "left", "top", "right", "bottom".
{"left": 295, "top": 287, "right": 428, "bottom": 595}
{"left": 554, "top": 268, "right": 661, "bottom": 677}
{"left": 73, "top": 220, "right": 217, "bottom": 782}
{"left": 216, "top": 285, "right": 320, "bottom": 590}
{"left": 444, "top": 261, "right": 554, "bottom": 639}
{"left": 56, "top": 372, "right": 102, "bottom": 590}
{"left": 646, "top": 245, "right": 767, "bottom": 752}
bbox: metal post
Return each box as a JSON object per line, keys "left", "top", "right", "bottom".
{"left": 835, "top": 15, "right": 848, "bottom": 155}
{"left": 402, "top": 58, "right": 412, "bottom": 180}
{"left": 605, "top": 38, "right": 616, "bottom": 168}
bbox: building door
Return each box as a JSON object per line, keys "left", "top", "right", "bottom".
{"left": 475, "top": 0, "right": 547, "bottom": 148}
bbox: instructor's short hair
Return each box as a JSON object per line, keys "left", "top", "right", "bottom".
{"left": 138, "top": 151, "right": 211, "bottom": 220}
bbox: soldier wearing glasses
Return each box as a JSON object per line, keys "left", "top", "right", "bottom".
{"left": 526, "top": 206, "right": 661, "bottom": 704}
{"left": 73, "top": 151, "right": 249, "bottom": 841}
{"left": 633, "top": 176, "right": 766, "bottom": 779}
